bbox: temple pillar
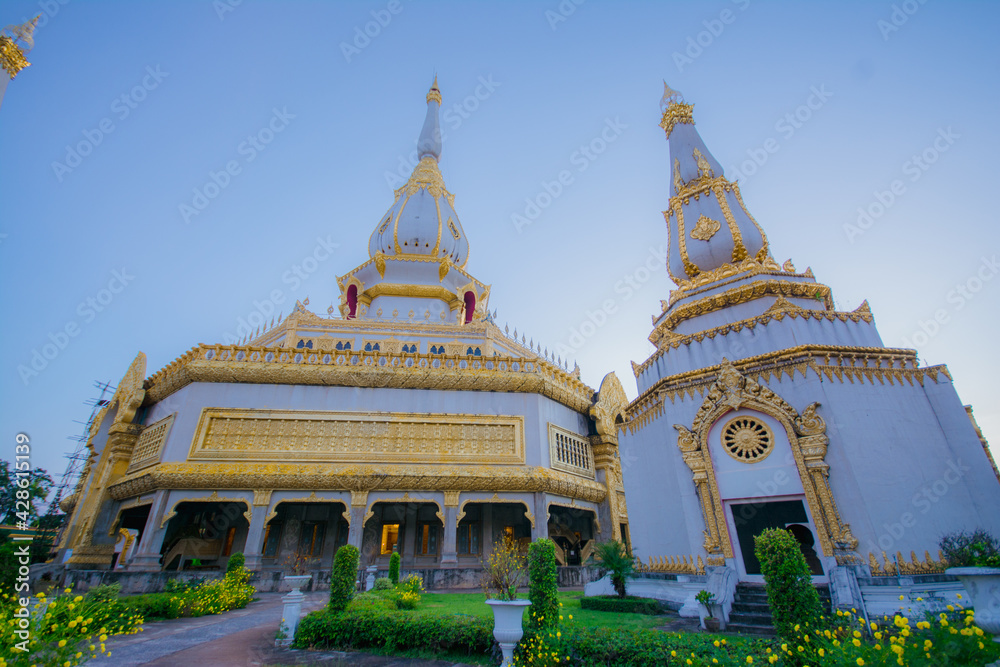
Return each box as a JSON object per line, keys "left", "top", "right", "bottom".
{"left": 532, "top": 493, "right": 548, "bottom": 540}
{"left": 243, "top": 491, "right": 272, "bottom": 570}
{"left": 440, "top": 492, "right": 459, "bottom": 566}
{"left": 128, "top": 490, "right": 170, "bottom": 571}
{"left": 482, "top": 504, "right": 494, "bottom": 560}
{"left": 346, "top": 491, "right": 368, "bottom": 551}
{"left": 402, "top": 504, "right": 418, "bottom": 567}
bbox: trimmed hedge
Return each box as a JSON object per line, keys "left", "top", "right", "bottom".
{"left": 579, "top": 595, "right": 661, "bottom": 615}
{"left": 754, "top": 527, "right": 822, "bottom": 645}
{"left": 329, "top": 544, "right": 359, "bottom": 611}
{"left": 561, "top": 626, "right": 772, "bottom": 666}
{"left": 292, "top": 606, "right": 494, "bottom": 656}
{"left": 527, "top": 538, "right": 559, "bottom": 631}
{"left": 388, "top": 551, "right": 401, "bottom": 584}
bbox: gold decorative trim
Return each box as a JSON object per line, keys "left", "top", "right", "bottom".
{"left": 359, "top": 283, "right": 463, "bottom": 309}
{"left": 690, "top": 215, "right": 721, "bottom": 241}
{"left": 0, "top": 35, "right": 30, "bottom": 79}
{"left": 671, "top": 360, "right": 857, "bottom": 558}
{"left": 867, "top": 550, "right": 947, "bottom": 577}
{"left": 659, "top": 101, "right": 694, "bottom": 137}
{"left": 629, "top": 346, "right": 947, "bottom": 430}
{"left": 720, "top": 416, "right": 773, "bottom": 463}
{"left": 142, "top": 343, "right": 594, "bottom": 414}
{"left": 713, "top": 183, "right": 748, "bottom": 262}
{"left": 638, "top": 554, "right": 706, "bottom": 575}
{"left": 159, "top": 491, "right": 250, "bottom": 529}
{"left": 108, "top": 462, "right": 607, "bottom": 505}
{"left": 265, "top": 491, "right": 347, "bottom": 524}
{"left": 457, "top": 494, "right": 535, "bottom": 529}
{"left": 189, "top": 409, "right": 524, "bottom": 465}
{"left": 651, "top": 279, "right": 834, "bottom": 342}
{"left": 367, "top": 493, "right": 444, "bottom": 527}
{"left": 640, "top": 303, "right": 874, "bottom": 375}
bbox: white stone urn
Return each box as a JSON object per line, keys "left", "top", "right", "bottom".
{"left": 283, "top": 574, "right": 312, "bottom": 593}
{"left": 486, "top": 599, "right": 531, "bottom": 667}
{"left": 276, "top": 574, "right": 312, "bottom": 648}
{"left": 947, "top": 567, "right": 1000, "bottom": 665}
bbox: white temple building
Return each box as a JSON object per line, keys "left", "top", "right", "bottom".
{"left": 614, "top": 85, "right": 1000, "bottom": 614}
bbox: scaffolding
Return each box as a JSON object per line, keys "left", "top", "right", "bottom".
{"left": 43, "top": 380, "right": 115, "bottom": 518}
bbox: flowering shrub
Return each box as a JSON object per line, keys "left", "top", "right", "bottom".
{"left": 394, "top": 573, "right": 424, "bottom": 609}
{"left": 185, "top": 561, "right": 255, "bottom": 617}
{"left": 773, "top": 595, "right": 1000, "bottom": 666}
{"left": 0, "top": 587, "right": 143, "bottom": 667}
{"left": 372, "top": 577, "right": 393, "bottom": 591}
{"left": 482, "top": 534, "right": 527, "bottom": 601}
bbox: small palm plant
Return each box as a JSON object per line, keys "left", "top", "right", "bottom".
{"left": 592, "top": 540, "right": 634, "bottom": 598}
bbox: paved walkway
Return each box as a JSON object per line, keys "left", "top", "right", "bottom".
{"left": 93, "top": 593, "right": 478, "bottom": 667}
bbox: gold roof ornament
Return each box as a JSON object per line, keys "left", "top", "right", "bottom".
{"left": 0, "top": 16, "right": 39, "bottom": 80}
{"left": 659, "top": 81, "right": 694, "bottom": 137}
{"left": 426, "top": 75, "right": 442, "bottom": 105}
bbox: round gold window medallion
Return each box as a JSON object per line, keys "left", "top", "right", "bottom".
{"left": 722, "top": 416, "right": 773, "bottom": 463}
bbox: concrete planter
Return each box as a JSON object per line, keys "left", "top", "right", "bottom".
{"left": 947, "top": 567, "right": 1000, "bottom": 653}
{"left": 486, "top": 598, "right": 531, "bottom": 667}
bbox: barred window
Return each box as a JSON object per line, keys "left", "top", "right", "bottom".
{"left": 548, "top": 424, "right": 594, "bottom": 478}
{"left": 126, "top": 414, "right": 175, "bottom": 474}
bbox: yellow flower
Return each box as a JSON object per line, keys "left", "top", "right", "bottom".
{"left": 746, "top": 658, "right": 753, "bottom": 664}
{"left": 857, "top": 659, "right": 865, "bottom": 666}
{"left": 58, "top": 640, "right": 67, "bottom": 647}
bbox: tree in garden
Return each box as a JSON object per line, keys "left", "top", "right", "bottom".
{"left": 592, "top": 540, "right": 634, "bottom": 598}
{"left": 389, "top": 550, "right": 400, "bottom": 584}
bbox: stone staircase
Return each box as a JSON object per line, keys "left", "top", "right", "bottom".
{"left": 725, "top": 583, "right": 832, "bottom": 636}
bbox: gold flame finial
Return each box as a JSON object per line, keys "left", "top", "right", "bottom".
{"left": 659, "top": 81, "right": 694, "bottom": 137}
{"left": 426, "top": 76, "right": 442, "bottom": 105}
{"left": 0, "top": 16, "right": 39, "bottom": 79}
{"left": 660, "top": 81, "right": 684, "bottom": 112}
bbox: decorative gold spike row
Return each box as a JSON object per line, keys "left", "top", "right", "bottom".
{"left": 663, "top": 257, "right": 795, "bottom": 308}
{"left": 0, "top": 36, "right": 30, "bottom": 78}
{"left": 644, "top": 299, "right": 874, "bottom": 364}
{"left": 867, "top": 550, "right": 947, "bottom": 577}
{"left": 638, "top": 554, "right": 706, "bottom": 575}
{"left": 650, "top": 279, "right": 836, "bottom": 340}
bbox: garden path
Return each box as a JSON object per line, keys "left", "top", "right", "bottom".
{"left": 90, "top": 592, "right": 478, "bottom": 667}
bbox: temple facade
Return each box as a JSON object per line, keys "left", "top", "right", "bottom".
{"left": 619, "top": 85, "right": 1000, "bottom": 588}
{"left": 56, "top": 81, "right": 1000, "bottom": 600}
{"left": 56, "top": 81, "right": 630, "bottom": 578}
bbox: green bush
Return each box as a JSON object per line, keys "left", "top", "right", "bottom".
{"left": 226, "top": 551, "right": 245, "bottom": 574}
{"left": 120, "top": 591, "right": 186, "bottom": 620}
{"left": 939, "top": 528, "right": 1000, "bottom": 568}
{"left": 592, "top": 540, "right": 634, "bottom": 598}
{"left": 85, "top": 582, "right": 121, "bottom": 603}
{"left": 754, "top": 527, "right": 822, "bottom": 645}
{"left": 579, "top": 595, "right": 661, "bottom": 615}
{"left": 293, "top": 606, "right": 494, "bottom": 656}
{"left": 329, "top": 544, "right": 359, "bottom": 612}
{"left": 527, "top": 538, "right": 559, "bottom": 632}
{"left": 388, "top": 551, "right": 400, "bottom": 584}
{"left": 372, "top": 577, "right": 393, "bottom": 591}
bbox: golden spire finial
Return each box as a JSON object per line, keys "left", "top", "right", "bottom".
{"left": 658, "top": 80, "right": 694, "bottom": 137}
{"left": 426, "top": 76, "right": 442, "bottom": 105}
{"left": 0, "top": 16, "right": 39, "bottom": 80}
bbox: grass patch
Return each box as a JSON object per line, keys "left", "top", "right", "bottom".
{"left": 415, "top": 591, "right": 666, "bottom": 632}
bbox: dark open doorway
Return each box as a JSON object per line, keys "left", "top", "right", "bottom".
{"left": 729, "top": 499, "right": 824, "bottom": 576}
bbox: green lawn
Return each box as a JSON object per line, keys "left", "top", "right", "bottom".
{"left": 414, "top": 590, "right": 666, "bottom": 632}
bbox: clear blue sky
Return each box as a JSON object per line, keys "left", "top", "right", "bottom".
{"left": 2, "top": 1, "right": 998, "bottom": 496}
